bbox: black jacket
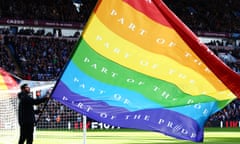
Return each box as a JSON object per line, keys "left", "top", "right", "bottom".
{"left": 18, "top": 91, "right": 48, "bottom": 125}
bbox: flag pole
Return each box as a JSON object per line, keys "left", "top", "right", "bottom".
{"left": 82, "top": 115, "right": 87, "bottom": 144}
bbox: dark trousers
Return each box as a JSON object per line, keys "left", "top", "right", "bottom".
{"left": 18, "top": 124, "right": 34, "bottom": 144}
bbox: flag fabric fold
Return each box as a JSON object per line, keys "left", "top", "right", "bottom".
{"left": 0, "top": 68, "right": 18, "bottom": 90}
{"left": 51, "top": 0, "right": 240, "bottom": 142}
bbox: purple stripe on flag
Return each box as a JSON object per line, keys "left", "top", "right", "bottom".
{"left": 52, "top": 81, "right": 203, "bottom": 142}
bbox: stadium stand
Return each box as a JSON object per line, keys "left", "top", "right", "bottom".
{"left": 0, "top": 0, "right": 97, "bottom": 23}
{"left": 0, "top": 0, "right": 240, "bottom": 129}
{"left": 164, "top": 0, "right": 240, "bottom": 33}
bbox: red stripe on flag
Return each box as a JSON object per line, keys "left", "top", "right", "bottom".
{"left": 0, "top": 68, "right": 18, "bottom": 89}
{"left": 151, "top": 0, "right": 240, "bottom": 98}
{"left": 124, "top": 0, "right": 172, "bottom": 27}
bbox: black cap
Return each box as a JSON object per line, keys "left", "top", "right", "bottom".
{"left": 20, "top": 83, "right": 28, "bottom": 90}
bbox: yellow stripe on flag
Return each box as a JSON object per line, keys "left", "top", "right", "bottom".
{"left": 83, "top": 14, "right": 235, "bottom": 100}
{"left": 95, "top": 0, "right": 205, "bottom": 70}
{"left": 0, "top": 74, "right": 8, "bottom": 90}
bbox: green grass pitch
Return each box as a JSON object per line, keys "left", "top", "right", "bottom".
{"left": 31, "top": 128, "right": 240, "bottom": 144}
{"left": 1, "top": 128, "right": 239, "bottom": 144}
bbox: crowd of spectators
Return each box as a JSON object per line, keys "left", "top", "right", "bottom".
{"left": 0, "top": 41, "right": 15, "bottom": 73}
{"left": 164, "top": 0, "right": 240, "bottom": 33}
{"left": 1, "top": 0, "right": 240, "bottom": 128}
{"left": 206, "top": 99, "right": 240, "bottom": 127}
{"left": 206, "top": 40, "right": 240, "bottom": 74}
{"left": 37, "top": 98, "right": 80, "bottom": 129}
{"left": 1, "top": 0, "right": 240, "bottom": 33}
{"left": 0, "top": 0, "right": 97, "bottom": 23}
{"left": 4, "top": 35, "right": 77, "bottom": 80}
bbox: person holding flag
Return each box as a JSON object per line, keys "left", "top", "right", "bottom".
{"left": 18, "top": 83, "right": 49, "bottom": 144}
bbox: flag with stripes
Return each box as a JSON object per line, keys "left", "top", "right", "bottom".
{"left": 51, "top": 0, "right": 240, "bottom": 142}
{"left": 0, "top": 68, "right": 18, "bottom": 90}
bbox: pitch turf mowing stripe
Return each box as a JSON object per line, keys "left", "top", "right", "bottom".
{"left": 32, "top": 129, "right": 240, "bottom": 144}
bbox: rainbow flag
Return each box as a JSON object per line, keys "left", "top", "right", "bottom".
{"left": 51, "top": 0, "right": 240, "bottom": 142}
{"left": 0, "top": 68, "right": 18, "bottom": 90}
